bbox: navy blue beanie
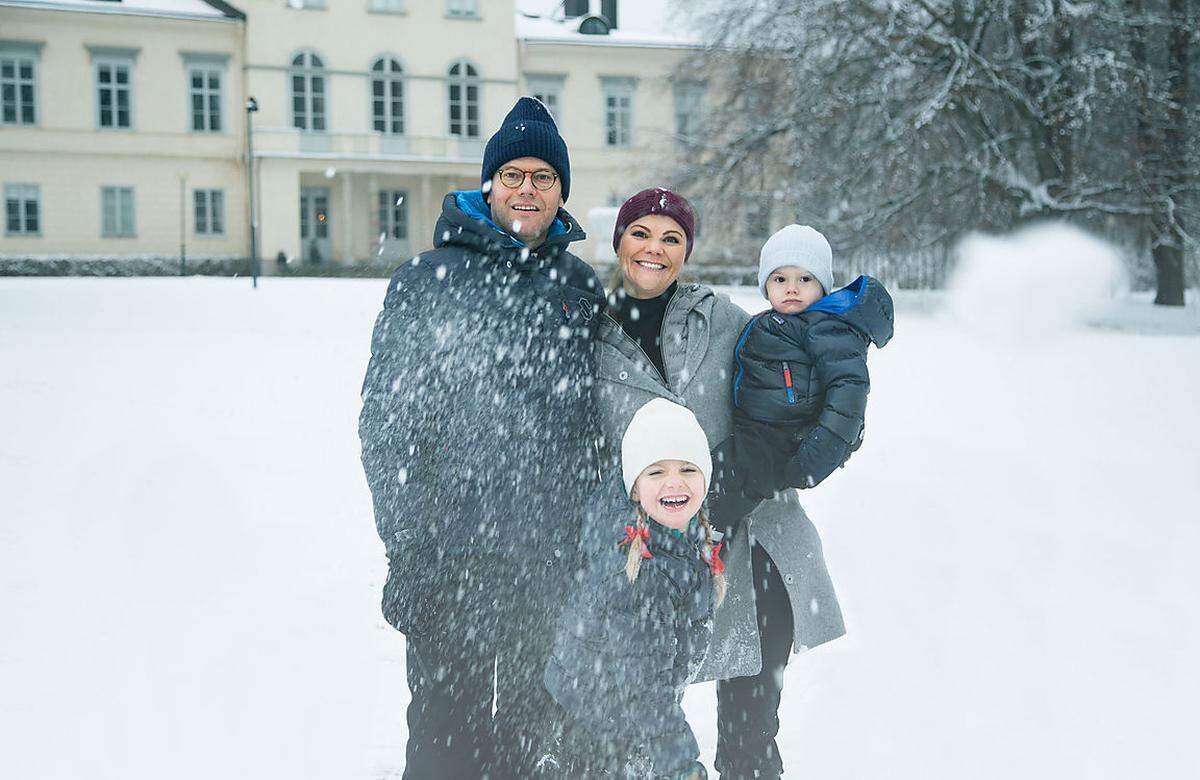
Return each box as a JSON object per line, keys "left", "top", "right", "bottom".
{"left": 481, "top": 97, "right": 571, "bottom": 201}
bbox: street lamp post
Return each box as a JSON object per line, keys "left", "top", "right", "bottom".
{"left": 246, "top": 96, "right": 260, "bottom": 289}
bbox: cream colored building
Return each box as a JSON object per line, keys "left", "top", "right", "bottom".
{"left": 0, "top": 0, "right": 247, "bottom": 265}
{"left": 0, "top": 0, "right": 700, "bottom": 271}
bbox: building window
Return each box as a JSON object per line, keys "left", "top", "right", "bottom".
{"left": 96, "top": 59, "right": 134, "bottom": 129}
{"left": 601, "top": 77, "right": 634, "bottom": 148}
{"left": 286, "top": 0, "right": 326, "bottom": 8}
{"left": 371, "top": 57, "right": 404, "bottom": 135}
{"left": 290, "top": 50, "right": 326, "bottom": 132}
{"left": 446, "top": 0, "right": 478, "bottom": 18}
{"left": 526, "top": 75, "right": 564, "bottom": 125}
{"left": 4, "top": 183, "right": 40, "bottom": 235}
{"left": 601, "top": 0, "right": 618, "bottom": 28}
{"left": 378, "top": 190, "right": 408, "bottom": 240}
{"left": 188, "top": 66, "right": 222, "bottom": 132}
{"left": 579, "top": 16, "right": 610, "bottom": 35}
{"left": 0, "top": 44, "right": 39, "bottom": 126}
{"left": 369, "top": 0, "right": 404, "bottom": 11}
{"left": 447, "top": 60, "right": 479, "bottom": 138}
{"left": 101, "top": 187, "right": 136, "bottom": 238}
{"left": 563, "top": 0, "right": 587, "bottom": 15}
{"left": 745, "top": 198, "right": 771, "bottom": 238}
{"left": 674, "top": 81, "right": 704, "bottom": 144}
{"left": 194, "top": 189, "right": 225, "bottom": 235}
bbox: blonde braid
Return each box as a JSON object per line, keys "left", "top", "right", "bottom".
{"left": 624, "top": 505, "right": 649, "bottom": 584}
{"left": 698, "top": 505, "right": 727, "bottom": 607}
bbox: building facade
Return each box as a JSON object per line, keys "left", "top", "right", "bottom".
{"left": 0, "top": 0, "right": 247, "bottom": 267}
{"left": 0, "top": 0, "right": 700, "bottom": 271}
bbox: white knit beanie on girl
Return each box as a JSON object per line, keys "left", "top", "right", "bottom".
{"left": 621, "top": 398, "right": 713, "bottom": 497}
{"left": 757, "top": 224, "right": 834, "bottom": 298}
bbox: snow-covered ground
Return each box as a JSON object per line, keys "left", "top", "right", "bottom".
{"left": 2, "top": 274, "right": 1198, "bottom": 779}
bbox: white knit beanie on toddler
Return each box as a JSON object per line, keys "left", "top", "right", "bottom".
{"left": 757, "top": 224, "right": 834, "bottom": 298}
{"left": 620, "top": 398, "right": 713, "bottom": 497}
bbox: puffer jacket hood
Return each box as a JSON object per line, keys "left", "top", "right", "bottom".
{"left": 805, "top": 274, "right": 894, "bottom": 348}
{"left": 433, "top": 190, "right": 585, "bottom": 268}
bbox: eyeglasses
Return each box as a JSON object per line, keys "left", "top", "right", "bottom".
{"left": 496, "top": 167, "right": 559, "bottom": 191}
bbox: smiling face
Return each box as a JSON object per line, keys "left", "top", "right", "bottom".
{"left": 764, "top": 265, "right": 827, "bottom": 314}
{"left": 616, "top": 214, "right": 687, "bottom": 299}
{"left": 631, "top": 459, "right": 706, "bottom": 531}
{"left": 487, "top": 156, "right": 563, "bottom": 249}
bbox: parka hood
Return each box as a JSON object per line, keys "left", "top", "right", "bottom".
{"left": 805, "top": 274, "right": 894, "bottom": 347}
{"left": 432, "top": 190, "right": 585, "bottom": 270}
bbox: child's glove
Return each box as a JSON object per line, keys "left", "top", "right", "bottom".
{"left": 783, "top": 425, "right": 851, "bottom": 489}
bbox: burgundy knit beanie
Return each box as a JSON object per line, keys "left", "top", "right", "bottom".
{"left": 612, "top": 188, "right": 697, "bottom": 261}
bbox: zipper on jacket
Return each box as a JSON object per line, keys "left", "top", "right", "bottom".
{"left": 782, "top": 361, "right": 796, "bottom": 403}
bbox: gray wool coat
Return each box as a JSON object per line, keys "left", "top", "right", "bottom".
{"left": 594, "top": 282, "right": 846, "bottom": 682}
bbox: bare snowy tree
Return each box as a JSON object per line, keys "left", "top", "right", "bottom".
{"left": 667, "top": 0, "right": 1197, "bottom": 303}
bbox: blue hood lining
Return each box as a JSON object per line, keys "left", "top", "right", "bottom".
{"left": 453, "top": 190, "right": 568, "bottom": 247}
{"left": 805, "top": 275, "right": 868, "bottom": 316}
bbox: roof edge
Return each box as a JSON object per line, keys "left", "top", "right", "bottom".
{"left": 200, "top": 0, "right": 245, "bottom": 20}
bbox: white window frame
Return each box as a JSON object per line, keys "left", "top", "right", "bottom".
{"left": 370, "top": 56, "right": 405, "bottom": 135}
{"left": 285, "top": 0, "right": 326, "bottom": 9}
{"left": 674, "top": 81, "right": 704, "bottom": 144}
{"left": 446, "top": 0, "right": 479, "bottom": 19}
{"left": 447, "top": 59, "right": 480, "bottom": 139}
{"left": 601, "top": 76, "right": 635, "bottom": 148}
{"left": 182, "top": 52, "right": 228, "bottom": 134}
{"left": 290, "top": 50, "right": 327, "bottom": 132}
{"left": 0, "top": 41, "right": 41, "bottom": 126}
{"left": 101, "top": 186, "right": 136, "bottom": 238}
{"left": 4, "top": 183, "right": 40, "bottom": 236}
{"left": 526, "top": 74, "right": 564, "bottom": 126}
{"left": 89, "top": 46, "right": 138, "bottom": 130}
{"left": 194, "top": 189, "right": 225, "bottom": 236}
{"left": 377, "top": 189, "right": 409, "bottom": 240}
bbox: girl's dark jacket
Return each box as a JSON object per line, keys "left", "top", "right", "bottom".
{"left": 358, "top": 191, "right": 605, "bottom": 633}
{"left": 541, "top": 474, "right": 716, "bottom": 779}
{"left": 731, "top": 275, "right": 894, "bottom": 491}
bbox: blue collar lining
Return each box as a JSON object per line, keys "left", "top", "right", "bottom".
{"left": 804, "top": 274, "right": 868, "bottom": 315}
{"left": 453, "top": 189, "right": 568, "bottom": 247}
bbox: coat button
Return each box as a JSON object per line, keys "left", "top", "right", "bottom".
{"left": 546, "top": 559, "right": 554, "bottom": 567}
{"left": 619, "top": 370, "right": 629, "bottom": 380}
{"left": 785, "top": 574, "right": 795, "bottom": 585}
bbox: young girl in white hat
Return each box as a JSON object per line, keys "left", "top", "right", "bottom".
{"left": 534, "top": 398, "right": 726, "bottom": 779}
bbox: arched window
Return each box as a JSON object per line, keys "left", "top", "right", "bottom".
{"left": 579, "top": 16, "right": 610, "bottom": 35}
{"left": 371, "top": 57, "right": 404, "bottom": 135}
{"left": 447, "top": 60, "right": 479, "bottom": 138}
{"left": 290, "top": 51, "right": 326, "bottom": 131}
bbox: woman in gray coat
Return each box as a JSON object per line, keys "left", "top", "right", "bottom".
{"left": 595, "top": 189, "right": 845, "bottom": 780}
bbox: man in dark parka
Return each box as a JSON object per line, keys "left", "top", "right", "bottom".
{"left": 358, "top": 97, "right": 604, "bottom": 779}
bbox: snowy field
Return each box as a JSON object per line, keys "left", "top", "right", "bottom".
{"left": 2, "top": 266, "right": 1199, "bottom": 779}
